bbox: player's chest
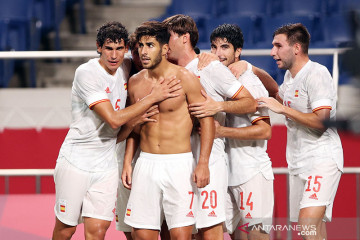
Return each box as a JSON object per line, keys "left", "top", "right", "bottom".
{"left": 282, "top": 81, "right": 311, "bottom": 113}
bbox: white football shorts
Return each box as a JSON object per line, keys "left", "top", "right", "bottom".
{"left": 54, "top": 157, "right": 118, "bottom": 226}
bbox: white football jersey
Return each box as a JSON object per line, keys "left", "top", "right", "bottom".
{"left": 226, "top": 63, "right": 274, "bottom": 186}
{"left": 278, "top": 60, "right": 343, "bottom": 175}
{"left": 186, "top": 58, "right": 244, "bottom": 163}
{"left": 58, "top": 58, "right": 130, "bottom": 172}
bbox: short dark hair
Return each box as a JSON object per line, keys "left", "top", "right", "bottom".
{"left": 273, "top": 23, "right": 310, "bottom": 54}
{"left": 163, "top": 14, "right": 199, "bottom": 49}
{"left": 128, "top": 32, "right": 138, "bottom": 50}
{"left": 210, "top": 23, "right": 244, "bottom": 50}
{"left": 135, "top": 21, "right": 170, "bottom": 46}
{"left": 96, "top": 21, "right": 129, "bottom": 47}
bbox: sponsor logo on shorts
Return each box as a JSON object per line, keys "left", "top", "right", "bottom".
{"left": 245, "top": 212, "right": 252, "bottom": 219}
{"left": 126, "top": 208, "right": 131, "bottom": 216}
{"left": 309, "top": 193, "right": 318, "bottom": 200}
{"left": 59, "top": 199, "right": 67, "bottom": 214}
{"left": 208, "top": 210, "right": 217, "bottom": 217}
{"left": 186, "top": 211, "right": 194, "bottom": 218}
{"left": 238, "top": 223, "right": 250, "bottom": 234}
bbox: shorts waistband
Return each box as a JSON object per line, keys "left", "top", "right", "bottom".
{"left": 139, "top": 151, "right": 193, "bottom": 161}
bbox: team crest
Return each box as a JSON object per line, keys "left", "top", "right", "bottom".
{"left": 59, "top": 199, "right": 67, "bottom": 214}
{"left": 295, "top": 90, "right": 299, "bottom": 97}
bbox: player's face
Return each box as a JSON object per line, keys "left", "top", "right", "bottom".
{"left": 167, "top": 31, "right": 182, "bottom": 62}
{"left": 131, "top": 43, "right": 143, "bottom": 71}
{"left": 271, "top": 33, "right": 295, "bottom": 70}
{"left": 210, "top": 38, "right": 238, "bottom": 67}
{"left": 97, "top": 38, "right": 128, "bottom": 75}
{"left": 138, "top": 36, "right": 163, "bottom": 69}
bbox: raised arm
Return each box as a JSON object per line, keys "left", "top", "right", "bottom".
{"left": 93, "top": 75, "right": 181, "bottom": 130}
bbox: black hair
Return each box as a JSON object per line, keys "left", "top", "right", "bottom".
{"left": 96, "top": 21, "right": 129, "bottom": 47}
{"left": 135, "top": 21, "right": 170, "bottom": 46}
{"left": 210, "top": 23, "right": 244, "bottom": 50}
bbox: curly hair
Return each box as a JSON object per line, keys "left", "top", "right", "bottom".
{"left": 96, "top": 21, "right": 129, "bottom": 48}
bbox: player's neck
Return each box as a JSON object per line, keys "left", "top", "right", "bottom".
{"left": 148, "top": 58, "right": 172, "bottom": 79}
{"left": 177, "top": 50, "right": 197, "bottom": 67}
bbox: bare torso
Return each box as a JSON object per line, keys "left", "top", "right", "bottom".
{"left": 129, "top": 63, "right": 194, "bottom": 154}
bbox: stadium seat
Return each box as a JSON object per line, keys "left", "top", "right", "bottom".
{"left": 256, "top": 15, "right": 317, "bottom": 48}
{"left": 241, "top": 56, "right": 279, "bottom": 83}
{"left": 0, "top": 20, "right": 15, "bottom": 88}
{"left": 225, "top": 0, "right": 270, "bottom": 18}
{"left": 165, "top": 0, "right": 218, "bottom": 17}
{"left": 282, "top": 0, "right": 325, "bottom": 17}
{"left": 320, "top": 14, "right": 355, "bottom": 47}
{"left": 201, "top": 16, "right": 259, "bottom": 49}
{"left": 325, "top": 0, "right": 360, "bottom": 15}
{"left": 0, "top": 0, "right": 41, "bottom": 87}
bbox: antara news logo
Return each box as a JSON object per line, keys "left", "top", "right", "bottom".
{"left": 238, "top": 223, "right": 317, "bottom": 236}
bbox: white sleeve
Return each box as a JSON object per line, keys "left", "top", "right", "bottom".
{"left": 210, "top": 62, "right": 244, "bottom": 99}
{"left": 307, "top": 67, "right": 334, "bottom": 112}
{"left": 73, "top": 67, "right": 108, "bottom": 109}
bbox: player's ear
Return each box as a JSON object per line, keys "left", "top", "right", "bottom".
{"left": 96, "top": 41, "right": 102, "bottom": 55}
{"left": 183, "top": 32, "right": 190, "bottom": 44}
{"left": 235, "top": 48, "right": 242, "bottom": 60}
{"left": 162, "top": 44, "right": 169, "bottom": 56}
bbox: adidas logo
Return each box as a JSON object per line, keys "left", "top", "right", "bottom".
{"left": 208, "top": 210, "right": 217, "bottom": 217}
{"left": 105, "top": 87, "right": 111, "bottom": 93}
{"left": 245, "top": 212, "right": 252, "bottom": 219}
{"left": 309, "top": 193, "right": 318, "bottom": 200}
{"left": 186, "top": 211, "right": 194, "bottom": 218}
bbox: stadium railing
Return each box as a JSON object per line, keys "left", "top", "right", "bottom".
{"left": 0, "top": 48, "right": 350, "bottom": 90}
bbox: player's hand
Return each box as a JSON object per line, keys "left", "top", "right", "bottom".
{"left": 121, "top": 163, "right": 133, "bottom": 190}
{"left": 197, "top": 52, "right": 218, "bottom": 70}
{"left": 228, "top": 60, "right": 249, "bottom": 79}
{"left": 188, "top": 90, "right": 220, "bottom": 118}
{"left": 193, "top": 162, "right": 210, "bottom": 188}
{"left": 257, "top": 97, "right": 285, "bottom": 114}
{"left": 150, "top": 76, "right": 182, "bottom": 102}
{"left": 128, "top": 104, "right": 159, "bottom": 127}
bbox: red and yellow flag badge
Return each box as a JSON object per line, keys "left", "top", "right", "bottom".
{"left": 126, "top": 208, "right": 131, "bottom": 216}
{"left": 295, "top": 90, "right": 299, "bottom": 97}
{"left": 116, "top": 214, "right": 119, "bottom": 222}
{"left": 60, "top": 205, "right": 66, "bottom": 212}
{"left": 124, "top": 83, "right": 128, "bottom": 90}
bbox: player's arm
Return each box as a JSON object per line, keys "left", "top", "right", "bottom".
{"left": 93, "top": 75, "right": 181, "bottom": 130}
{"left": 252, "top": 66, "right": 279, "bottom": 99}
{"left": 197, "top": 52, "right": 218, "bottom": 70}
{"left": 215, "top": 118, "right": 271, "bottom": 140}
{"left": 257, "top": 97, "right": 330, "bottom": 131}
{"left": 182, "top": 70, "right": 214, "bottom": 188}
{"left": 188, "top": 84, "right": 257, "bottom": 118}
{"left": 121, "top": 132, "right": 140, "bottom": 190}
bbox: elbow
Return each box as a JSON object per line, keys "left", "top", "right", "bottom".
{"left": 108, "top": 119, "right": 125, "bottom": 130}
{"left": 263, "top": 129, "right": 272, "bottom": 140}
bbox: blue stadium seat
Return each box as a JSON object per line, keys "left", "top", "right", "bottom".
{"left": 0, "top": 0, "right": 41, "bottom": 87}
{"left": 225, "top": 0, "right": 270, "bottom": 17}
{"left": 241, "top": 56, "right": 279, "bottom": 84}
{"left": 320, "top": 14, "right": 355, "bottom": 47}
{"left": 256, "top": 15, "right": 316, "bottom": 48}
{"left": 201, "top": 16, "right": 259, "bottom": 49}
{"left": 165, "top": 0, "right": 218, "bottom": 18}
{"left": 325, "top": 0, "right": 360, "bottom": 15}
{"left": 282, "top": 0, "right": 325, "bottom": 17}
{"left": 0, "top": 20, "right": 15, "bottom": 88}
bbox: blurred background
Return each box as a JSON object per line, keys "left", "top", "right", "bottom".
{"left": 0, "top": 0, "right": 360, "bottom": 239}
